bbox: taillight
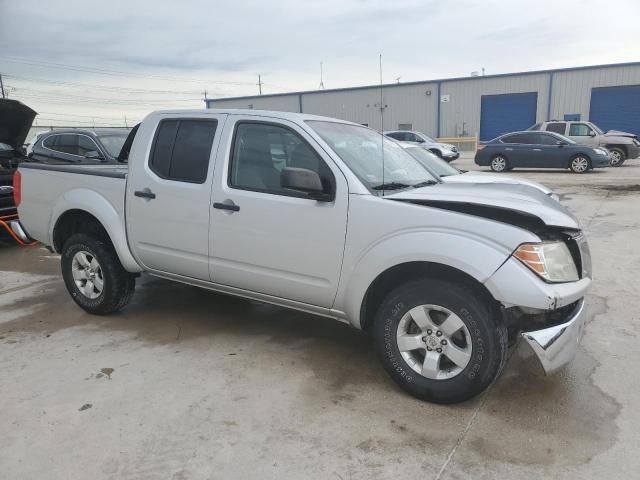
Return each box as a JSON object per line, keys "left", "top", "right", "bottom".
{"left": 13, "top": 170, "right": 21, "bottom": 207}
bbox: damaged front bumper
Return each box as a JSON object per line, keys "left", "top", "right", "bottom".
{"left": 521, "top": 298, "right": 585, "bottom": 374}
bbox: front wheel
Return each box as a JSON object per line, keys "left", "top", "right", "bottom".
{"left": 608, "top": 147, "right": 626, "bottom": 167}
{"left": 570, "top": 155, "right": 590, "bottom": 173}
{"left": 61, "top": 233, "right": 136, "bottom": 315}
{"left": 490, "top": 155, "right": 508, "bottom": 172}
{"left": 372, "top": 278, "right": 507, "bottom": 404}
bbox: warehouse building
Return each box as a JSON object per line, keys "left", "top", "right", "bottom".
{"left": 206, "top": 62, "right": 640, "bottom": 142}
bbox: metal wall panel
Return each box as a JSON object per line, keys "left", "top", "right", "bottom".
{"left": 551, "top": 65, "right": 640, "bottom": 121}
{"left": 209, "top": 94, "right": 301, "bottom": 112}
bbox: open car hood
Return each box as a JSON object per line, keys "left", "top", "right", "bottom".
{"left": 0, "top": 99, "right": 37, "bottom": 149}
{"left": 386, "top": 182, "right": 579, "bottom": 230}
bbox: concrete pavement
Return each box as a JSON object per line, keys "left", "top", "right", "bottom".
{"left": 1, "top": 158, "right": 639, "bottom": 479}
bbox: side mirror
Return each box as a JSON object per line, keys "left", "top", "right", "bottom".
{"left": 588, "top": 131, "right": 596, "bottom": 137}
{"left": 555, "top": 140, "right": 567, "bottom": 146}
{"left": 281, "top": 167, "right": 332, "bottom": 201}
{"left": 84, "top": 150, "right": 104, "bottom": 160}
{"left": 415, "top": 138, "right": 425, "bottom": 143}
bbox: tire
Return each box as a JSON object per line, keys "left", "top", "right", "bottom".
{"left": 569, "top": 155, "right": 590, "bottom": 174}
{"left": 608, "top": 147, "right": 626, "bottom": 167}
{"left": 490, "top": 155, "right": 508, "bottom": 172}
{"left": 61, "top": 233, "right": 136, "bottom": 315}
{"left": 372, "top": 278, "right": 508, "bottom": 404}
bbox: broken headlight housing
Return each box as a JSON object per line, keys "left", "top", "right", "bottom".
{"left": 513, "top": 241, "right": 579, "bottom": 283}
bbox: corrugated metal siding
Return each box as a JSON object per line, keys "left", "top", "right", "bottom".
{"left": 210, "top": 94, "right": 301, "bottom": 112}
{"left": 440, "top": 74, "right": 549, "bottom": 137}
{"left": 551, "top": 64, "right": 640, "bottom": 121}
{"left": 301, "top": 83, "right": 438, "bottom": 134}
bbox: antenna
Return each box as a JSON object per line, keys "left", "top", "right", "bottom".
{"left": 319, "top": 62, "right": 325, "bottom": 89}
{"left": 395, "top": 76, "right": 401, "bottom": 84}
{"left": 257, "top": 74, "right": 263, "bottom": 95}
{"left": 379, "top": 54, "right": 385, "bottom": 196}
{"left": 203, "top": 89, "right": 208, "bottom": 107}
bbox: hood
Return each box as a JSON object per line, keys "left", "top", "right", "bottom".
{"left": 446, "top": 171, "right": 553, "bottom": 195}
{"left": 385, "top": 182, "right": 579, "bottom": 230}
{"left": 604, "top": 129, "right": 638, "bottom": 139}
{"left": 0, "top": 99, "right": 37, "bottom": 149}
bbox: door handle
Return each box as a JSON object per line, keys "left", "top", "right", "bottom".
{"left": 532, "top": 148, "right": 542, "bottom": 151}
{"left": 134, "top": 189, "right": 156, "bottom": 199}
{"left": 213, "top": 202, "right": 240, "bottom": 212}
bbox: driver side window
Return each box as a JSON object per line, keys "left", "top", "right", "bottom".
{"left": 229, "top": 122, "right": 334, "bottom": 196}
{"left": 569, "top": 123, "right": 592, "bottom": 136}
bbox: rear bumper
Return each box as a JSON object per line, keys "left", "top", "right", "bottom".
{"left": 521, "top": 298, "right": 585, "bottom": 374}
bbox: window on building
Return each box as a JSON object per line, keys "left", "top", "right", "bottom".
{"left": 150, "top": 119, "right": 217, "bottom": 183}
{"left": 568, "top": 123, "right": 592, "bottom": 136}
{"left": 229, "top": 122, "right": 334, "bottom": 196}
{"left": 398, "top": 123, "right": 413, "bottom": 131}
{"left": 545, "top": 123, "right": 566, "bottom": 135}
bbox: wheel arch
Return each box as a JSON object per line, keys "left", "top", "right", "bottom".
{"left": 359, "top": 261, "right": 501, "bottom": 333}
{"left": 568, "top": 152, "right": 591, "bottom": 170}
{"left": 50, "top": 189, "right": 141, "bottom": 272}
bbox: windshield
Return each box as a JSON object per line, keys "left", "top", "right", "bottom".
{"left": 98, "top": 134, "right": 128, "bottom": 157}
{"left": 405, "top": 147, "right": 460, "bottom": 177}
{"left": 307, "top": 121, "right": 437, "bottom": 192}
{"left": 590, "top": 123, "right": 604, "bottom": 135}
{"left": 420, "top": 133, "right": 435, "bottom": 143}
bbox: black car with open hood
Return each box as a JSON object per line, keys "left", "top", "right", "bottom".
{"left": 0, "top": 99, "right": 37, "bottom": 170}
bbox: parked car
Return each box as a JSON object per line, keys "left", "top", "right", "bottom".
{"left": 16, "top": 109, "right": 591, "bottom": 404}
{"left": 400, "top": 143, "right": 558, "bottom": 200}
{"left": 475, "top": 130, "right": 610, "bottom": 173}
{"left": 529, "top": 120, "right": 640, "bottom": 166}
{"left": 384, "top": 130, "right": 459, "bottom": 162}
{"left": 29, "top": 128, "right": 130, "bottom": 164}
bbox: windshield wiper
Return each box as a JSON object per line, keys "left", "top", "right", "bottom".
{"left": 372, "top": 182, "right": 412, "bottom": 191}
{"left": 411, "top": 180, "right": 438, "bottom": 188}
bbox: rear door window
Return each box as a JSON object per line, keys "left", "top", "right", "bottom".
{"left": 149, "top": 119, "right": 217, "bottom": 183}
{"left": 545, "top": 123, "right": 566, "bottom": 134}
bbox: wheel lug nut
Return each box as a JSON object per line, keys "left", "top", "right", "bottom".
{"left": 441, "top": 339, "right": 447, "bottom": 345}
{"left": 436, "top": 348, "right": 442, "bottom": 353}
{"left": 427, "top": 347, "right": 432, "bottom": 351}
{"left": 436, "top": 331, "right": 442, "bottom": 337}
{"left": 426, "top": 329, "right": 432, "bottom": 335}
{"left": 421, "top": 336, "right": 427, "bottom": 342}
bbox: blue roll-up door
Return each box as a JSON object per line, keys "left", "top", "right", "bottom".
{"left": 480, "top": 92, "right": 538, "bottom": 141}
{"left": 590, "top": 85, "right": 640, "bottom": 137}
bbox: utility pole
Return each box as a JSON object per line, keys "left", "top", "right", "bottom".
{"left": 0, "top": 73, "right": 5, "bottom": 99}
{"left": 124, "top": 115, "right": 128, "bottom": 128}
{"left": 203, "top": 89, "right": 208, "bottom": 107}
{"left": 257, "top": 74, "right": 263, "bottom": 95}
{"left": 319, "top": 62, "right": 325, "bottom": 89}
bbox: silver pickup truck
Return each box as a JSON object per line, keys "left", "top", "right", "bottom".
{"left": 15, "top": 109, "right": 591, "bottom": 404}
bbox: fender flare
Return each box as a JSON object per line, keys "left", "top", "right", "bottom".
{"left": 50, "top": 188, "right": 142, "bottom": 272}
{"left": 336, "top": 230, "right": 517, "bottom": 328}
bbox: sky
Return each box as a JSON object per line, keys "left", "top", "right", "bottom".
{"left": 0, "top": 0, "right": 639, "bottom": 127}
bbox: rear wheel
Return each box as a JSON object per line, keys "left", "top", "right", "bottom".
{"left": 608, "top": 147, "right": 626, "bottom": 167}
{"left": 490, "top": 155, "right": 508, "bottom": 172}
{"left": 569, "top": 155, "right": 590, "bottom": 173}
{"left": 61, "top": 233, "right": 136, "bottom": 314}
{"left": 372, "top": 278, "right": 508, "bottom": 404}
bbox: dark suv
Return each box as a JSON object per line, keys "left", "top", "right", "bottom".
{"left": 30, "top": 128, "right": 130, "bottom": 164}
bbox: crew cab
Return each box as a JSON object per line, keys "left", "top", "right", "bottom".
{"left": 529, "top": 120, "right": 640, "bottom": 166}
{"left": 15, "top": 109, "right": 592, "bottom": 404}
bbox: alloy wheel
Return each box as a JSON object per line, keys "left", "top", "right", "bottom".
{"left": 72, "top": 251, "right": 104, "bottom": 299}
{"left": 571, "top": 156, "right": 589, "bottom": 173}
{"left": 396, "top": 304, "right": 472, "bottom": 380}
{"left": 491, "top": 156, "right": 506, "bottom": 172}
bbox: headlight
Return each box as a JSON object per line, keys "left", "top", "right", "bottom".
{"left": 513, "top": 241, "right": 579, "bottom": 283}
{"left": 593, "top": 148, "right": 607, "bottom": 155}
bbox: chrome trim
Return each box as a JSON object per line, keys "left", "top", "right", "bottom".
{"left": 8, "top": 220, "right": 31, "bottom": 243}
{"left": 521, "top": 298, "right": 585, "bottom": 374}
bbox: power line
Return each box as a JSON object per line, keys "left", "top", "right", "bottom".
{"left": 0, "top": 56, "right": 256, "bottom": 86}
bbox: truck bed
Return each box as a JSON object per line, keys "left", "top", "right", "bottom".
{"left": 17, "top": 162, "right": 128, "bottom": 246}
